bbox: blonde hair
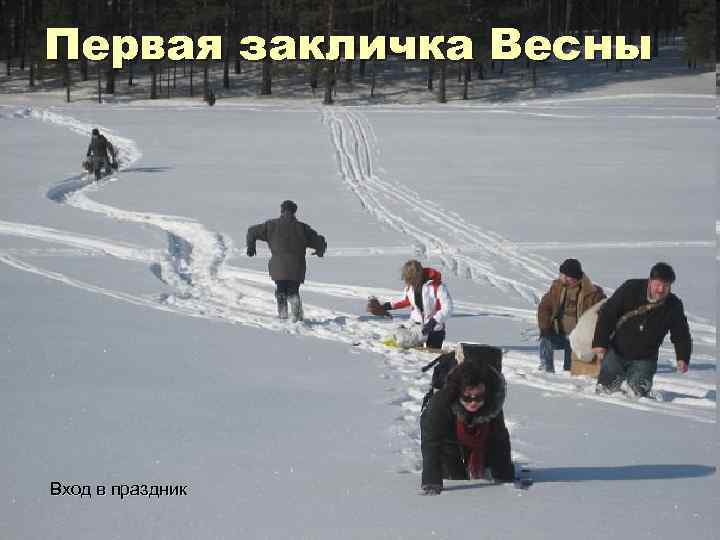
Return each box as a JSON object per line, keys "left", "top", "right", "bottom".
{"left": 401, "top": 260, "right": 424, "bottom": 286}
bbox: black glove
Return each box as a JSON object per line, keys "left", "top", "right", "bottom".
{"left": 382, "top": 302, "right": 392, "bottom": 312}
{"left": 422, "top": 318, "right": 437, "bottom": 336}
{"left": 420, "top": 484, "right": 442, "bottom": 496}
{"left": 314, "top": 239, "right": 327, "bottom": 258}
{"left": 246, "top": 246, "right": 256, "bottom": 257}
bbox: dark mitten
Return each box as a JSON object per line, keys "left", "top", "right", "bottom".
{"left": 422, "top": 318, "right": 437, "bottom": 336}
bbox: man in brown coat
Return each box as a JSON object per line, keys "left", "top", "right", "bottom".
{"left": 246, "top": 200, "right": 327, "bottom": 322}
{"left": 537, "top": 258, "right": 605, "bottom": 372}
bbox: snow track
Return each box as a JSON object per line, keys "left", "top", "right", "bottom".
{"left": 0, "top": 105, "right": 715, "bottom": 477}
{"left": 324, "top": 107, "right": 560, "bottom": 305}
{"left": 321, "top": 108, "right": 715, "bottom": 358}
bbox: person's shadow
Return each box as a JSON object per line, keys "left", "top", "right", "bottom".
{"left": 532, "top": 464, "right": 715, "bottom": 483}
{"left": 442, "top": 464, "right": 715, "bottom": 491}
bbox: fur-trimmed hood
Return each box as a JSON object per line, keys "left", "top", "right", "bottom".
{"left": 450, "top": 366, "right": 506, "bottom": 425}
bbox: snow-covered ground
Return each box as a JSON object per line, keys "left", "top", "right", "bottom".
{"left": 0, "top": 55, "right": 717, "bottom": 539}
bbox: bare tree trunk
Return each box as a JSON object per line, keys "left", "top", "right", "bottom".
{"left": 427, "top": 60, "right": 434, "bottom": 90}
{"left": 223, "top": 0, "right": 230, "bottom": 89}
{"left": 2, "top": 0, "right": 15, "bottom": 76}
{"left": 11, "top": 1, "right": 22, "bottom": 71}
{"left": 462, "top": 61, "right": 470, "bottom": 99}
{"left": 615, "top": 0, "right": 622, "bottom": 71}
{"left": 106, "top": 0, "right": 118, "bottom": 93}
{"left": 565, "top": 0, "right": 573, "bottom": 34}
{"left": 310, "top": 60, "right": 319, "bottom": 92}
{"left": 78, "top": 0, "right": 88, "bottom": 79}
{"left": 26, "top": 0, "right": 34, "bottom": 87}
{"left": 260, "top": 0, "right": 271, "bottom": 95}
{"left": 5, "top": 2, "right": 11, "bottom": 76}
{"left": 203, "top": 64, "right": 209, "bottom": 99}
{"left": 149, "top": 0, "right": 158, "bottom": 98}
{"left": 369, "top": 0, "right": 377, "bottom": 97}
{"left": 532, "top": 61, "right": 537, "bottom": 87}
{"left": 651, "top": 0, "right": 660, "bottom": 57}
{"left": 79, "top": 0, "right": 88, "bottom": 79}
{"left": 64, "top": 50, "right": 71, "bottom": 103}
{"left": 438, "top": 60, "right": 446, "bottom": 103}
{"left": 19, "top": 0, "right": 26, "bottom": 70}
{"left": 128, "top": 0, "right": 135, "bottom": 86}
{"left": 97, "top": 62, "right": 102, "bottom": 103}
{"left": 233, "top": 0, "right": 241, "bottom": 73}
{"left": 547, "top": 0, "right": 553, "bottom": 37}
{"left": 150, "top": 65, "right": 157, "bottom": 98}
{"left": 202, "top": 0, "right": 209, "bottom": 99}
{"left": 29, "top": 0, "right": 43, "bottom": 85}
{"left": 190, "top": 61, "right": 194, "bottom": 97}
{"left": 323, "top": 0, "right": 335, "bottom": 105}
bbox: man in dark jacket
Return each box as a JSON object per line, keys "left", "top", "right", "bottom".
{"left": 246, "top": 200, "right": 327, "bottom": 322}
{"left": 86, "top": 128, "right": 117, "bottom": 181}
{"left": 420, "top": 346, "right": 514, "bottom": 495}
{"left": 537, "top": 258, "right": 605, "bottom": 372}
{"left": 592, "top": 262, "right": 691, "bottom": 397}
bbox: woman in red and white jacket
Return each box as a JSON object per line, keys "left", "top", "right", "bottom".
{"left": 381, "top": 260, "right": 454, "bottom": 348}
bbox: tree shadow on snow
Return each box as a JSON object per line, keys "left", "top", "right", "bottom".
{"left": 532, "top": 464, "right": 716, "bottom": 483}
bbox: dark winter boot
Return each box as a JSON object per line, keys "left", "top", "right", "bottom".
{"left": 275, "top": 292, "right": 288, "bottom": 320}
{"left": 288, "top": 294, "right": 303, "bottom": 323}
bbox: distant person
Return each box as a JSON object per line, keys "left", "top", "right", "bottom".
{"left": 592, "top": 262, "right": 691, "bottom": 397}
{"left": 246, "top": 200, "right": 327, "bottom": 322}
{"left": 377, "top": 260, "right": 453, "bottom": 349}
{"left": 420, "top": 345, "right": 514, "bottom": 495}
{"left": 86, "top": 128, "right": 117, "bottom": 181}
{"left": 537, "top": 258, "right": 605, "bottom": 372}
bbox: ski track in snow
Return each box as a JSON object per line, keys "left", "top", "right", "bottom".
{"left": 322, "top": 107, "right": 558, "bottom": 305}
{"left": 0, "top": 105, "right": 716, "bottom": 475}
{"left": 296, "top": 240, "right": 715, "bottom": 257}
{"left": 321, "top": 108, "right": 715, "bottom": 343}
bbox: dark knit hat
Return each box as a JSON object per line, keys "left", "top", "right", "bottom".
{"left": 280, "top": 200, "right": 298, "bottom": 213}
{"left": 649, "top": 262, "right": 676, "bottom": 283}
{"left": 559, "top": 258, "right": 583, "bottom": 280}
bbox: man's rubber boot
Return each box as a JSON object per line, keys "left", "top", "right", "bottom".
{"left": 276, "top": 292, "right": 288, "bottom": 320}
{"left": 288, "top": 294, "right": 303, "bottom": 322}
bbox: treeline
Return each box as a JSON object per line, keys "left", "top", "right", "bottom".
{"left": 0, "top": 0, "right": 715, "bottom": 103}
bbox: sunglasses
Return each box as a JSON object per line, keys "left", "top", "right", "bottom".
{"left": 460, "top": 393, "right": 485, "bottom": 404}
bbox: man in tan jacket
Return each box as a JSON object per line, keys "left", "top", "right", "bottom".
{"left": 537, "top": 259, "right": 605, "bottom": 372}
